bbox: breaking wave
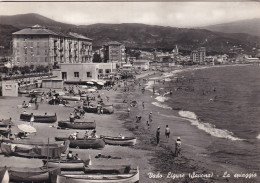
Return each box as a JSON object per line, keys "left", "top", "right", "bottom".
{"left": 152, "top": 102, "right": 172, "bottom": 110}
{"left": 178, "top": 110, "right": 243, "bottom": 141}
{"left": 155, "top": 96, "right": 168, "bottom": 102}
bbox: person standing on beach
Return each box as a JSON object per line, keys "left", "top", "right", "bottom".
{"left": 175, "top": 137, "right": 182, "bottom": 157}
{"left": 149, "top": 112, "right": 153, "bottom": 123}
{"left": 165, "top": 125, "right": 171, "bottom": 142}
{"left": 156, "top": 127, "right": 160, "bottom": 145}
{"left": 142, "top": 102, "right": 145, "bottom": 109}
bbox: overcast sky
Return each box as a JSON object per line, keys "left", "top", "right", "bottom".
{"left": 0, "top": 1, "right": 260, "bottom": 27}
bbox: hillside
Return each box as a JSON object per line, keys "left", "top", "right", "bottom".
{"left": 201, "top": 18, "right": 260, "bottom": 38}
{"left": 0, "top": 13, "right": 260, "bottom": 56}
{"left": 0, "top": 13, "right": 73, "bottom": 30}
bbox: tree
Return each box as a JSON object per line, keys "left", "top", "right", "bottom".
{"left": 92, "top": 53, "right": 102, "bottom": 63}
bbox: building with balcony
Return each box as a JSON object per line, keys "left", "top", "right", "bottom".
{"left": 103, "top": 41, "right": 126, "bottom": 65}
{"left": 191, "top": 47, "right": 206, "bottom": 64}
{"left": 12, "top": 25, "right": 92, "bottom": 68}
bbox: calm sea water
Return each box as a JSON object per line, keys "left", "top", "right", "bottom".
{"left": 149, "top": 65, "right": 260, "bottom": 171}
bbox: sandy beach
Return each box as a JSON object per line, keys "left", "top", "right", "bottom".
{"left": 0, "top": 65, "right": 259, "bottom": 183}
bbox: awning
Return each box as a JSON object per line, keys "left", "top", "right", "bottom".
{"left": 18, "top": 124, "right": 37, "bottom": 133}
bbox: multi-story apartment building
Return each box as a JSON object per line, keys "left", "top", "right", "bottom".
{"left": 103, "top": 41, "right": 126, "bottom": 64}
{"left": 191, "top": 47, "right": 206, "bottom": 64}
{"left": 12, "top": 25, "right": 92, "bottom": 67}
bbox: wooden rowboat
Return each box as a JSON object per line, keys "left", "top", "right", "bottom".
{"left": 83, "top": 106, "right": 97, "bottom": 113}
{"left": 58, "top": 121, "right": 96, "bottom": 129}
{"left": 84, "top": 165, "right": 131, "bottom": 174}
{"left": 60, "top": 96, "right": 81, "bottom": 101}
{"left": 102, "top": 105, "right": 114, "bottom": 114}
{"left": 83, "top": 105, "right": 114, "bottom": 114}
{"left": 42, "top": 159, "right": 91, "bottom": 171}
{"left": 6, "top": 167, "right": 60, "bottom": 183}
{"left": 57, "top": 167, "right": 139, "bottom": 183}
{"left": 102, "top": 136, "right": 137, "bottom": 146}
{"left": 20, "top": 113, "right": 57, "bottom": 123}
{"left": 55, "top": 137, "right": 105, "bottom": 149}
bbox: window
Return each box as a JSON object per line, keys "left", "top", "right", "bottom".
{"left": 45, "top": 57, "right": 48, "bottom": 62}
{"left": 74, "top": 72, "right": 79, "bottom": 78}
{"left": 99, "top": 69, "right": 103, "bottom": 74}
{"left": 105, "top": 69, "right": 111, "bottom": 74}
{"left": 45, "top": 50, "right": 48, "bottom": 55}
{"left": 37, "top": 49, "right": 40, "bottom": 55}
{"left": 87, "top": 72, "right": 92, "bottom": 78}
{"left": 44, "top": 42, "right": 48, "bottom": 47}
{"left": 17, "top": 57, "right": 20, "bottom": 62}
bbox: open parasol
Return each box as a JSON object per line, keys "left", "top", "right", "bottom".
{"left": 96, "top": 82, "right": 104, "bottom": 86}
{"left": 87, "top": 88, "right": 96, "bottom": 92}
{"left": 87, "top": 81, "right": 94, "bottom": 85}
{"left": 18, "top": 124, "right": 37, "bottom": 133}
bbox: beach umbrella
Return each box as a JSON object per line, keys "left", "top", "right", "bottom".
{"left": 87, "top": 81, "right": 94, "bottom": 85}
{"left": 56, "top": 91, "right": 66, "bottom": 96}
{"left": 97, "top": 82, "right": 104, "bottom": 86}
{"left": 87, "top": 89, "right": 96, "bottom": 92}
{"left": 18, "top": 124, "right": 37, "bottom": 133}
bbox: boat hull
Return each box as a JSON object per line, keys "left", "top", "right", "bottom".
{"left": 84, "top": 165, "right": 131, "bottom": 174}
{"left": 58, "top": 121, "right": 96, "bottom": 129}
{"left": 55, "top": 138, "right": 105, "bottom": 149}
{"left": 42, "top": 159, "right": 90, "bottom": 171}
{"left": 5, "top": 167, "right": 60, "bottom": 183}
{"left": 57, "top": 168, "right": 139, "bottom": 183}
{"left": 103, "top": 136, "right": 137, "bottom": 146}
{"left": 60, "top": 96, "right": 81, "bottom": 101}
{"left": 20, "top": 113, "right": 57, "bottom": 123}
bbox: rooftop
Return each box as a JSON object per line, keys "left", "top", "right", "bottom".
{"left": 106, "top": 41, "right": 122, "bottom": 45}
{"left": 13, "top": 25, "right": 92, "bottom": 41}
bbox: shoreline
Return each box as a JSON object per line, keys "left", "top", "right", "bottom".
{"left": 116, "top": 64, "right": 258, "bottom": 183}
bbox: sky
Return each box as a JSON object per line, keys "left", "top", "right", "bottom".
{"left": 0, "top": 1, "right": 260, "bottom": 27}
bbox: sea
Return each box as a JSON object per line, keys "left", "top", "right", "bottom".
{"left": 146, "top": 65, "right": 260, "bottom": 172}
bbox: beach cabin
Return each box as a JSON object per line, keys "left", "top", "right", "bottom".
{"left": 132, "top": 60, "right": 150, "bottom": 71}
{"left": 53, "top": 63, "right": 116, "bottom": 83}
{"left": 1, "top": 81, "right": 18, "bottom": 96}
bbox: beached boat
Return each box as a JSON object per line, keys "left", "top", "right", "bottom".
{"left": 102, "top": 136, "right": 137, "bottom": 146}
{"left": 58, "top": 121, "right": 96, "bottom": 129}
{"left": 55, "top": 137, "right": 105, "bottom": 149}
{"left": 83, "top": 104, "right": 114, "bottom": 114}
{"left": 84, "top": 165, "right": 131, "bottom": 174}
{"left": 0, "top": 127, "right": 10, "bottom": 136}
{"left": 102, "top": 105, "right": 114, "bottom": 114}
{"left": 0, "top": 141, "right": 69, "bottom": 159}
{"left": 0, "top": 167, "right": 9, "bottom": 183}
{"left": 0, "top": 119, "right": 12, "bottom": 127}
{"left": 42, "top": 159, "right": 91, "bottom": 171}
{"left": 57, "top": 167, "right": 139, "bottom": 183}
{"left": 20, "top": 113, "right": 57, "bottom": 123}
{"left": 83, "top": 105, "right": 97, "bottom": 113}
{"left": 60, "top": 95, "right": 81, "bottom": 101}
{"left": 6, "top": 167, "right": 60, "bottom": 183}
{"left": 18, "top": 90, "right": 30, "bottom": 94}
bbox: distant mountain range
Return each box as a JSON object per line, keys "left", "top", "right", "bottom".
{"left": 0, "top": 13, "right": 259, "bottom": 56}
{"left": 200, "top": 18, "right": 260, "bottom": 38}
